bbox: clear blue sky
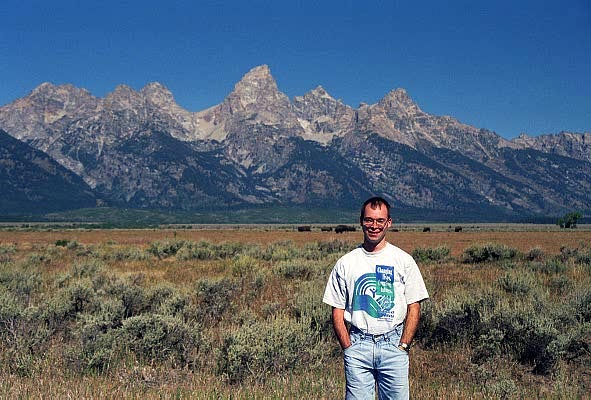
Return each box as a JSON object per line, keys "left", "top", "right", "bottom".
{"left": 1, "top": 0, "right": 589, "bottom": 139}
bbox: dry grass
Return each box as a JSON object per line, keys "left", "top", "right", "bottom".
{"left": 1, "top": 226, "right": 590, "bottom": 398}
{"left": 2, "top": 228, "right": 590, "bottom": 256}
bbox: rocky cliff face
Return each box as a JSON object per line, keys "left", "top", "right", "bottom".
{"left": 0, "top": 129, "right": 97, "bottom": 214}
{"left": 0, "top": 65, "right": 589, "bottom": 219}
{"left": 512, "top": 132, "right": 591, "bottom": 163}
{"left": 292, "top": 86, "right": 355, "bottom": 143}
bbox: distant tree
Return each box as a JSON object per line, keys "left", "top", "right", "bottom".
{"left": 557, "top": 211, "right": 583, "bottom": 229}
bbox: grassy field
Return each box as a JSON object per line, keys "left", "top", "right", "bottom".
{"left": 0, "top": 227, "right": 590, "bottom": 399}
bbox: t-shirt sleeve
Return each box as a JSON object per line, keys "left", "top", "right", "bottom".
{"left": 323, "top": 263, "right": 347, "bottom": 309}
{"left": 403, "top": 257, "right": 429, "bottom": 304}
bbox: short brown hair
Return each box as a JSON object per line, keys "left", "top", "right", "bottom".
{"left": 360, "top": 196, "right": 391, "bottom": 219}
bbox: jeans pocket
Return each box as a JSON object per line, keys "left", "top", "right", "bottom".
{"left": 391, "top": 341, "right": 409, "bottom": 355}
{"left": 343, "top": 334, "right": 361, "bottom": 355}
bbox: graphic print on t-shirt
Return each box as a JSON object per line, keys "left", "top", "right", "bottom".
{"left": 352, "top": 265, "right": 395, "bottom": 319}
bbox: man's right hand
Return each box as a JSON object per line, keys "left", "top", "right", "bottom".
{"left": 331, "top": 307, "right": 351, "bottom": 350}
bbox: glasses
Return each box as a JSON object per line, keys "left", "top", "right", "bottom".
{"left": 362, "top": 217, "right": 389, "bottom": 227}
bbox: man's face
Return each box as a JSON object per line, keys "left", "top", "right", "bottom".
{"left": 360, "top": 203, "right": 392, "bottom": 249}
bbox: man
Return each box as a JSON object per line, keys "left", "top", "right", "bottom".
{"left": 323, "top": 196, "right": 429, "bottom": 399}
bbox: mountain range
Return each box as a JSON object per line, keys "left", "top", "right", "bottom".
{"left": 0, "top": 65, "right": 589, "bottom": 221}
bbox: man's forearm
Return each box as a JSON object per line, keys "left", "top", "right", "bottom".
{"left": 332, "top": 307, "right": 351, "bottom": 349}
{"left": 400, "top": 302, "right": 421, "bottom": 344}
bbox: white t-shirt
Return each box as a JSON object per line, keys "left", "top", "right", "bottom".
{"left": 323, "top": 242, "right": 429, "bottom": 335}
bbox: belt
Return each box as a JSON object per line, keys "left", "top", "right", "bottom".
{"left": 350, "top": 324, "right": 402, "bottom": 342}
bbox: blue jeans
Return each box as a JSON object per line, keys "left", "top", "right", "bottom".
{"left": 343, "top": 324, "right": 409, "bottom": 400}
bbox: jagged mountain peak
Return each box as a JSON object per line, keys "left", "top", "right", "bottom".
{"left": 234, "top": 64, "right": 277, "bottom": 92}
{"left": 241, "top": 64, "right": 273, "bottom": 81}
{"left": 377, "top": 88, "right": 422, "bottom": 115}
{"left": 110, "top": 84, "right": 138, "bottom": 96}
{"left": 293, "top": 85, "right": 354, "bottom": 142}
{"left": 11, "top": 82, "right": 99, "bottom": 129}
{"left": 227, "top": 65, "right": 287, "bottom": 110}
{"left": 28, "top": 82, "right": 95, "bottom": 104}
{"left": 31, "top": 82, "right": 82, "bottom": 94}
{"left": 142, "top": 81, "right": 169, "bottom": 91}
{"left": 299, "top": 85, "right": 339, "bottom": 103}
{"left": 30, "top": 82, "right": 61, "bottom": 96}
{"left": 104, "top": 84, "right": 145, "bottom": 111}
{"left": 140, "top": 82, "right": 176, "bottom": 107}
{"left": 310, "top": 85, "right": 330, "bottom": 97}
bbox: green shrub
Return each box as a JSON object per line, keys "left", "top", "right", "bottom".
{"left": 429, "top": 301, "right": 481, "bottom": 344}
{"left": 214, "top": 242, "right": 250, "bottom": 259}
{"left": 2, "top": 320, "right": 51, "bottom": 376}
{"left": 175, "top": 241, "right": 250, "bottom": 261}
{"left": 525, "top": 247, "right": 545, "bottom": 262}
{"left": 236, "top": 310, "right": 261, "bottom": 329}
{"left": 0, "top": 288, "right": 24, "bottom": 343}
{"left": 534, "top": 338, "right": 565, "bottom": 375}
{"left": 176, "top": 241, "right": 211, "bottom": 260}
{"left": 548, "top": 275, "right": 572, "bottom": 294}
{"left": 66, "top": 330, "right": 117, "bottom": 373}
{"left": 67, "top": 240, "right": 81, "bottom": 250}
{"left": 193, "top": 278, "right": 237, "bottom": 324}
{"left": 54, "top": 239, "right": 81, "bottom": 250}
{"left": 415, "top": 299, "right": 434, "bottom": 343}
{"left": 0, "top": 243, "right": 17, "bottom": 254}
{"left": 119, "top": 285, "right": 148, "bottom": 318}
{"left": 561, "top": 323, "right": 591, "bottom": 361}
{"left": 412, "top": 246, "right": 451, "bottom": 263}
{"left": 261, "top": 302, "right": 282, "bottom": 319}
{"left": 490, "top": 310, "right": 560, "bottom": 374}
{"left": 263, "top": 241, "right": 301, "bottom": 261}
{"left": 572, "top": 290, "right": 591, "bottom": 323}
{"left": 499, "top": 260, "right": 517, "bottom": 270}
{"left": 157, "top": 293, "right": 189, "bottom": 318}
{"left": 486, "top": 379, "right": 518, "bottom": 399}
{"left": 471, "top": 328, "right": 505, "bottom": 364}
{"left": 95, "top": 246, "right": 151, "bottom": 261}
{"left": 0, "top": 289, "right": 52, "bottom": 376}
{"left": 216, "top": 314, "right": 317, "bottom": 384}
{"left": 274, "top": 259, "right": 315, "bottom": 279}
{"left": 559, "top": 245, "right": 579, "bottom": 261}
{"left": 106, "top": 278, "right": 148, "bottom": 318}
{"left": 42, "top": 282, "right": 98, "bottom": 329}
{"left": 230, "top": 254, "right": 259, "bottom": 277}
{"left": 64, "top": 299, "right": 126, "bottom": 374}
{"left": 425, "top": 294, "right": 497, "bottom": 346}
{"left": 497, "top": 272, "right": 535, "bottom": 295}
{"left": 119, "top": 314, "right": 199, "bottom": 366}
{"left": 0, "top": 266, "right": 42, "bottom": 304}
{"left": 292, "top": 281, "right": 332, "bottom": 338}
{"left": 536, "top": 258, "right": 568, "bottom": 274}
{"left": 64, "top": 335, "right": 117, "bottom": 374}
{"left": 239, "top": 243, "right": 266, "bottom": 259}
{"left": 146, "top": 284, "right": 187, "bottom": 317}
{"left": 302, "top": 240, "right": 353, "bottom": 259}
{"left": 462, "top": 243, "right": 519, "bottom": 263}
{"left": 23, "top": 252, "right": 52, "bottom": 267}
{"left": 71, "top": 259, "right": 105, "bottom": 279}
{"left": 147, "top": 240, "right": 188, "bottom": 259}
{"left": 67, "top": 282, "right": 99, "bottom": 314}
{"left": 575, "top": 250, "right": 591, "bottom": 266}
